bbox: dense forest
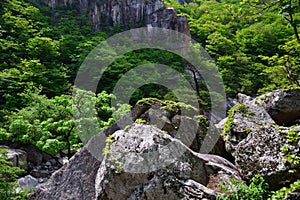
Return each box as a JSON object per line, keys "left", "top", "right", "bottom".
{"left": 0, "top": 0, "right": 299, "bottom": 199}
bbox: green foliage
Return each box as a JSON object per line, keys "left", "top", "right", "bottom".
{"left": 135, "top": 119, "right": 147, "bottom": 124}
{"left": 73, "top": 89, "right": 130, "bottom": 144}
{"left": 165, "top": 0, "right": 298, "bottom": 97}
{"left": 222, "top": 104, "right": 247, "bottom": 139}
{"left": 2, "top": 88, "right": 126, "bottom": 158}
{"left": 112, "top": 157, "right": 124, "bottom": 174}
{"left": 271, "top": 179, "right": 300, "bottom": 199}
{"left": 217, "top": 176, "right": 271, "bottom": 200}
{"left": 0, "top": 149, "right": 28, "bottom": 199}
{"left": 5, "top": 89, "right": 80, "bottom": 157}
{"left": 98, "top": 48, "right": 187, "bottom": 105}
{"left": 281, "top": 128, "right": 300, "bottom": 166}
{"left": 259, "top": 39, "right": 300, "bottom": 93}
{"left": 0, "top": 0, "right": 70, "bottom": 110}
{"left": 103, "top": 135, "right": 115, "bottom": 158}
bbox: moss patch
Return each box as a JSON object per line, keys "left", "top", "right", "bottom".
{"left": 222, "top": 104, "right": 247, "bottom": 139}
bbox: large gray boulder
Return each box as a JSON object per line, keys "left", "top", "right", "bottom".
{"left": 235, "top": 125, "right": 300, "bottom": 189}
{"left": 222, "top": 89, "right": 300, "bottom": 190}
{"left": 29, "top": 123, "right": 239, "bottom": 200}
{"left": 262, "top": 89, "right": 300, "bottom": 125}
{"left": 0, "top": 146, "right": 28, "bottom": 170}
{"left": 95, "top": 123, "right": 239, "bottom": 200}
{"left": 28, "top": 148, "right": 101, "bottom": 200}
{"left": 221, "top": 102, "right": 274, "bottom": 156}
{"left": 136, "top": 100, "right": 227, "bottom": 157}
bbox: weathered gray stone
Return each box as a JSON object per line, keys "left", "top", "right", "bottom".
{"left": 235, "top": 125, "right": 300, "bottom": 189}
{"left": 39, "top": 0, "right": 190, "bottom": 37}
{"left": 261, "top": 89, "right": 300, "bottom": 125}
{"left": 95, "top": 123, "right": 239, "bottom": 200}
{"left": 20, "top": 144, "right": 43, "bottom": 166}
{"left": 237, "top": 93, "right": 253, "bottom": 104}
{"left": 0, "top": 146, "right": 28, "bottom": 170}
{"left": 223, "top": 102, "right": 274, "bottom": 156}
{"left": 285, "top": 192, "right": 300, "bottom": 200}
{"left": 28, "top": 147, "right": 101, "bottom": 200}
{"left": 222, "top": 90, "right": 300, "bottom": 190}
{"left": 29, "top": 123, "right": 239, "bottom": 200}
{"left": 18, "top": 175, "right": 39, "bottom": 189}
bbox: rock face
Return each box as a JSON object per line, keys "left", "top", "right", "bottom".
{"left": 0, "top": 146, "right": 28, "bottom": 170}
{"left": 222, "top": 89, "right": 300, "bottom": 190}
{"left": 95, "top": 124, "right": 239, "bottom": 200}
{"left": 262, "top": 89, "right": 300, "bottom": 125}
{"left": 29, "top": 123, "right": 239, "bottom": 200}
{"left": 18, "top": 175, "right": 39, "bottom": 189}
{"left": 40, "top": 0, "right": 190, "bottom": 36}
{"left": 28, "top": 147, "right": 101, "bottom": 200}
{"left": 235, "top": 125, "right": 300, "bottom": 189}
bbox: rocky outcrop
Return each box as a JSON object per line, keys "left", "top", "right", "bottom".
{"left": 18, "top": 175, "right": 39, "bottom": 189}
{"left": 29, "top": 123, "right": 239, "bottom": 200}
{"left": 131, "top": 99, "right": 228, "bottom": 158}
{"left": 0, "top": 146, "right": 28, "bottom": 170}
{"left": 0, "top": 143, "right": 68, "bottom": 188}
{"left": 221, "top": 89, "right": 300, "bottom": 190}
{"left": 235, "top": 125, "right": 300, "bottom": 189}
{"left": 260, "top": 89, "right": 300, "bottom": 125}
{"left": 28, "top": 147, "right": 101, "bottom": 200}
{"left": 40, "top": 0, "right": 190, "bottom": 36}
{"left": 96, "top": 124, "right": 239, "bottom": 200}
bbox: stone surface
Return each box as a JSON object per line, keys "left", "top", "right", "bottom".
{"left": 40, "top": 0, "right": 190, "bottom": 37}
{"left": 18, "top": 175, "right": 39, "bottom": 189}
{"left": 21, "top": 145, "right": 43, "bottom": 166}
{"left": 29, "top": 123, "right": 239, "bottom": 200}
{"left": 285, "top": 192, "right": 300, "bottom": 200}
{"left": 95, "top": 123, "right": 239, "bottom": 200}
{"left": 262, "top": 89, "right": 300, "bottom": 125}
{"left": 0, "top": 146, "right": 28, "bottom": 170}
{"left": 28, "top": 147, "right": 101, "bottom": 200}
{"left": 222, "top": 89, "right": 300, "bottom": 190}
{"left": 235, "top": 125, "right": 300, "bottom": 189}
{"left": 223, "top": 102, "right": 274, "bottom": 156}
{"left": 118, "top": 99, "right": 227, "bottom": 157}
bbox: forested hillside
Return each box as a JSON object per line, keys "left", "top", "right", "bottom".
{"left": 165, "top": 0, "right": 300, "bottom": 96}
{"left": 0, "top": 0, "right": 299, "bottom": 199}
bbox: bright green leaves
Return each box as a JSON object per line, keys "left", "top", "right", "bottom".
{"left": 0, "top": 149, "right": 28, "bottom": 199}
{"left": 206, "top": 32, "right": 236, "bottom": 57}
{"left": 0, "top": 0, "right": 70, "bottom": 110}
{"left": 217, "top": 176, "right": 271, "bottom": 200}
{"left": 259, "top": 39, "right": 300, "bottom": 93}
{"left": 5, "top": 92, "right": 78, "bottom": 157}
{"left": 3, "top": 88, "right": 129, "bottom": 157}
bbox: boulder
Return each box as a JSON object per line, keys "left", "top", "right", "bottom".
{"left": 20, "top": 144, "right": 43, "bottom": 166}
{"left": 127, "top": 99, "right": 227, "bottom": 157}
{"left": 95, "top": 124, "right": 239, "bottom": 200}
{"left": 222, "top": 89, "right": 300, "bottom": 190}
{"left": 29, "top": 124, "right": 240, "bottom": 200}
{"left": 222, "top": 102, "right": 274, "bottom": 156}
{"left": 18, "top": 175, "right": 39, "bottom": 189}
{"left": 28, "top": 147, "right": 101, "bottom": 200}
{"left": 235, "top": 125, "right": 300, "bottom": 190}
{"left": 262, "top": 89, "right": 300, "bottom": 125}
{"left": 0, "top": 146, "right": 27, "bottom": 170}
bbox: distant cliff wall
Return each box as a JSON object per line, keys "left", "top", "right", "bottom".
{"left": 39, "top": 0, "right": 190, "bottom": 36}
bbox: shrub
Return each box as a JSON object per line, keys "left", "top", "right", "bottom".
{"left": 217, "top": 176, "right": 271, "bottom": 200}
{"left": 0, "top": 148, "right": 28, "bottom": 199}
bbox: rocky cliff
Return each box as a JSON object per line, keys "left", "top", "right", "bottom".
{"left": 27, "top": 89, "right": 300, "bottom": 199}
{"left": 39, "top": 0, "right": 190, "bottom": 35}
